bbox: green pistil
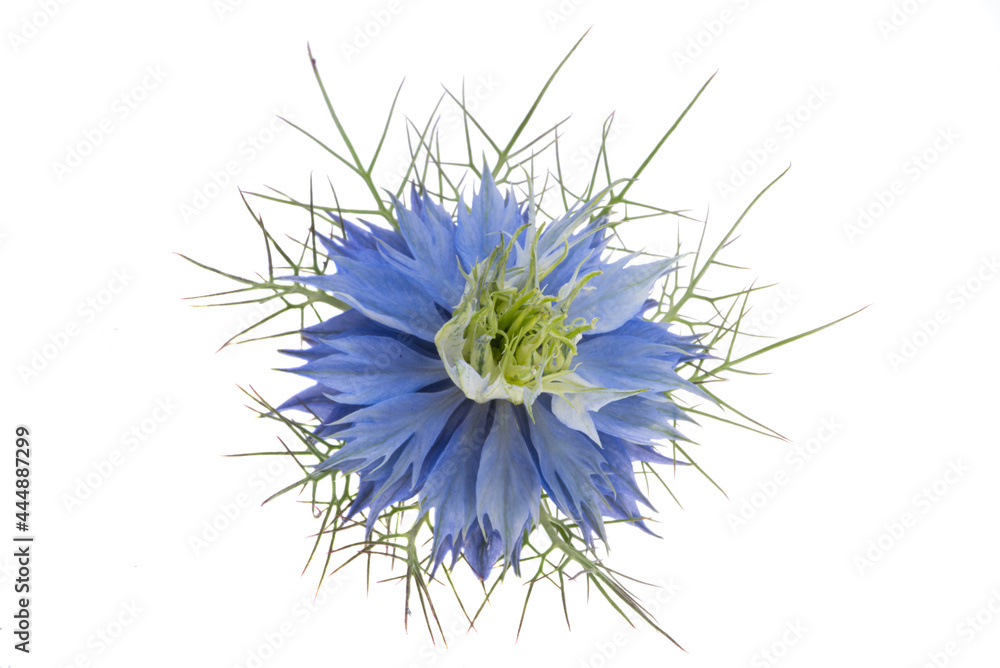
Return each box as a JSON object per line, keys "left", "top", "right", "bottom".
{"left": 436, "top": 229, "right": 600, "bottom": 407}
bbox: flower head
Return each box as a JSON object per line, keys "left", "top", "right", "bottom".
{"left": 187, "top": 37, "right": 857, "bottom": 645}
{"left": 279, "top": 166, "right": 709, "bottom": 580}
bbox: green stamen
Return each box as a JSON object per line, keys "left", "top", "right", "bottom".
{"left": 435, "top": 231, "right": 600, "bottom": 408}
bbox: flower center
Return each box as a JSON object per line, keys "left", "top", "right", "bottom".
{"left": 470, "top": 282, "right": 583, "bottom": 386}
{"left": 435, "top": 231, "right": 598, "bottom": 408}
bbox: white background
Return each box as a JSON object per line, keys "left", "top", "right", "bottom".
{"left": 3, "top": 0, "right": 1000, "bottom": 666}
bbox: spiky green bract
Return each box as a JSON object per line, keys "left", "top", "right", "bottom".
{"left": 183, "top": 35, "right": 860, "bottom": 646}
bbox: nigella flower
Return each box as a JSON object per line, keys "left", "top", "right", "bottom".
{"left": 277, "top": 167, "right": 709, "bottom": 581}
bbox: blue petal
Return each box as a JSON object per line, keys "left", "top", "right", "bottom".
{"left": 286, "top": 255, "right": 446, "bottom": 341}
{"left": 595, "top": 433, "right": 666, "bottom": 497}
{"left": 275, "top": 384, "right": 359, "bottom": 425}
{"left": 583, "top": 433, "right": 658, "bottom": 534}
{"left": 574, "top": 334, "right": 708, "bottom": 398}
{"left": 592, "top": 395, "right": 692, "bottom": 445}
{"left": 301, "top": 307, "right": 392, "bottom": 341}
{"left": 568, "top": 254, "right": 680, "bottom": 334}
{"left": 536, "top": 189, "right": 612, "bottom": 262}
{"left": 288, "top": 335, "right": 447, "bottom": 404}
{"left": 476, "top": 401, "right": 540, "bottom": 571}
{"left": 383, "top": 191, "right": 464, "bottom": 308}
{"left": 610, "top": 317, "right": 709, "bottom": 360}
{"left": 463, "top": 514, "right": 504, "bottom": 581}
{"left": 419, "top": 402, "right": 490, "bottom": 574}
{"left": 302, "top": 308, "right": 438, "bottom": 357}
{"left": 319, "top": 217, "right": 409, "bottom": 260}
{"left": 409, "top": 185, "right": 454, "bottom": 229}
{"left": 528, "top": 399, "right": 612, "bottom": 545}
{"left": 278, "top": 344, "right": 339, "bottom": 361}
{"left": 624, "top": 440, "right": 687, "bottom": 467}
{"left": 318, "top": 388, "right": 467, "bottom": 495}
{"left": 541, "top": 216, "right": 610, "bottom": 294}
{"left": 455, "top": 165, "right": 522, "bottom": 270}
{"left": 349, "top": 462, "right": 416, "bottom": 535}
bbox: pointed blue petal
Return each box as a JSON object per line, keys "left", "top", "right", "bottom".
{"left": 574, "top": 335, "right": 708, "bottom": 398}
{"left": 593, "top": 432, "right": 656, "bottom": 507}
{"left": 318, "top": 388, "right": 467, "bottom": 492}
{"left": 592, "top": 395, "right": 692, "bottom": 445}
{"left": 301, "top": 308, "right": 393, "bottom": 343}
{"left": 541, "top": 216, "right": 611, "bottom": 293}
{"left": 589, "top": 435, "right": 659, "bottom": 537}
{"left": 275, "top": 383, "right": 362, "bottom": 428}
{"left": 476, "top": 401, "right": 540, "bottom": 569}
{"left": 352, "top": 466, "right": 415, "bottom": 535}
{"left": 419, "top": 402, "right": 490, "bottom": 575}
{"left": 455, "top": 165, "right": 522, "bottom": 270}
{"left": 611, "top": 317, "right": 710, "bottom": 360}
{"left": 278, "top": 344, "right": 339, "bottom": 361}
{"left": 506, "top": 529, "right": 528, "bottom": 577}
{"left": 319, "top": 218, "right": 409, "bottom": 260}
{"left": 289, "top": 335, "right": 447, "bottom": 404}
{"left": 387, "top": 193, "right": 464, "bottom": 308}
{"left": 302, "top": 308, "right": 438, "bottom": 357}
{"left": 463, "top": 515, "right": 504, "bottom": 581}
{"left": 286, "top": 256, "right": 446, "bottom": 341}
{"left": 536, "top": 188, "right": 612, "bottom": 261}
{"left": 569, "top": 255, "right": 680, "bottom": 334}
{"left": 276, "top": 383, "right": 336, "bottom": 415}
{"left": 528, "top": 400, "right": 612, "bottom": 545}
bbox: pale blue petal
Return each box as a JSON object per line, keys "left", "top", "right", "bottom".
{"left": 536, "top": 188, "right": 612, "bottom": 262}
{"left": 549, "top": 386, "right": 642, "bottom": 444}
{"left": 302, "top": 308, "right": 438, "bottom": 357}
{"left": 419, "top": 402, "right": 490, "bottom": 574}
{"left": 351, "top": 465, "right": 415, "bottom": 535}
{"left": 528, "top": 399, "right": 612, "bottom": 545}
{"left": 455, "top": 164, "right": 522, "bottom": 270}
{"left": 568, "top": 254, "right": 680, "bottom": 333}
{"left": 317, "top": 388, "right": 467, "bottom": 493}
{"left": 274, "top": 385, "right": 362, "bottom": 437}
{"left": 592, "top": 433, "right": 655, "bottom": 520}
{"left": 593, "top": 395, "right": 693, "bottom": 446}
{"left": 611, "top": 317, "right": 709, "bottom": 361}
{"left": 287, "top": 256, "right": 446, "bottom": 341}
{"left": 574, "top": 335, "right": 708, "bottom": 399}
{"left": 385, "top": 192, "right": 464, "bottom": 308}
{"left": 540, "top": 215, "right": 610, "bottom": 293}
{"left": 300, "top": 308, "right": 384, "bottom": 342}
{"left": 318, "top": 217, "right": 409, "bottom": 260}
{"left": 463, "top": 515, "right": 504, "bottom": 581}
{"left": 289, "top": 335, "right": 447, "bottom": 404}
{"left": 476, "top": 402, "right": 540, "bottom": 570}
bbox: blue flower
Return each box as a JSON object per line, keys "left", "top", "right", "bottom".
{"left": 277, "top": 167, "right": 709, "bottom": 581}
